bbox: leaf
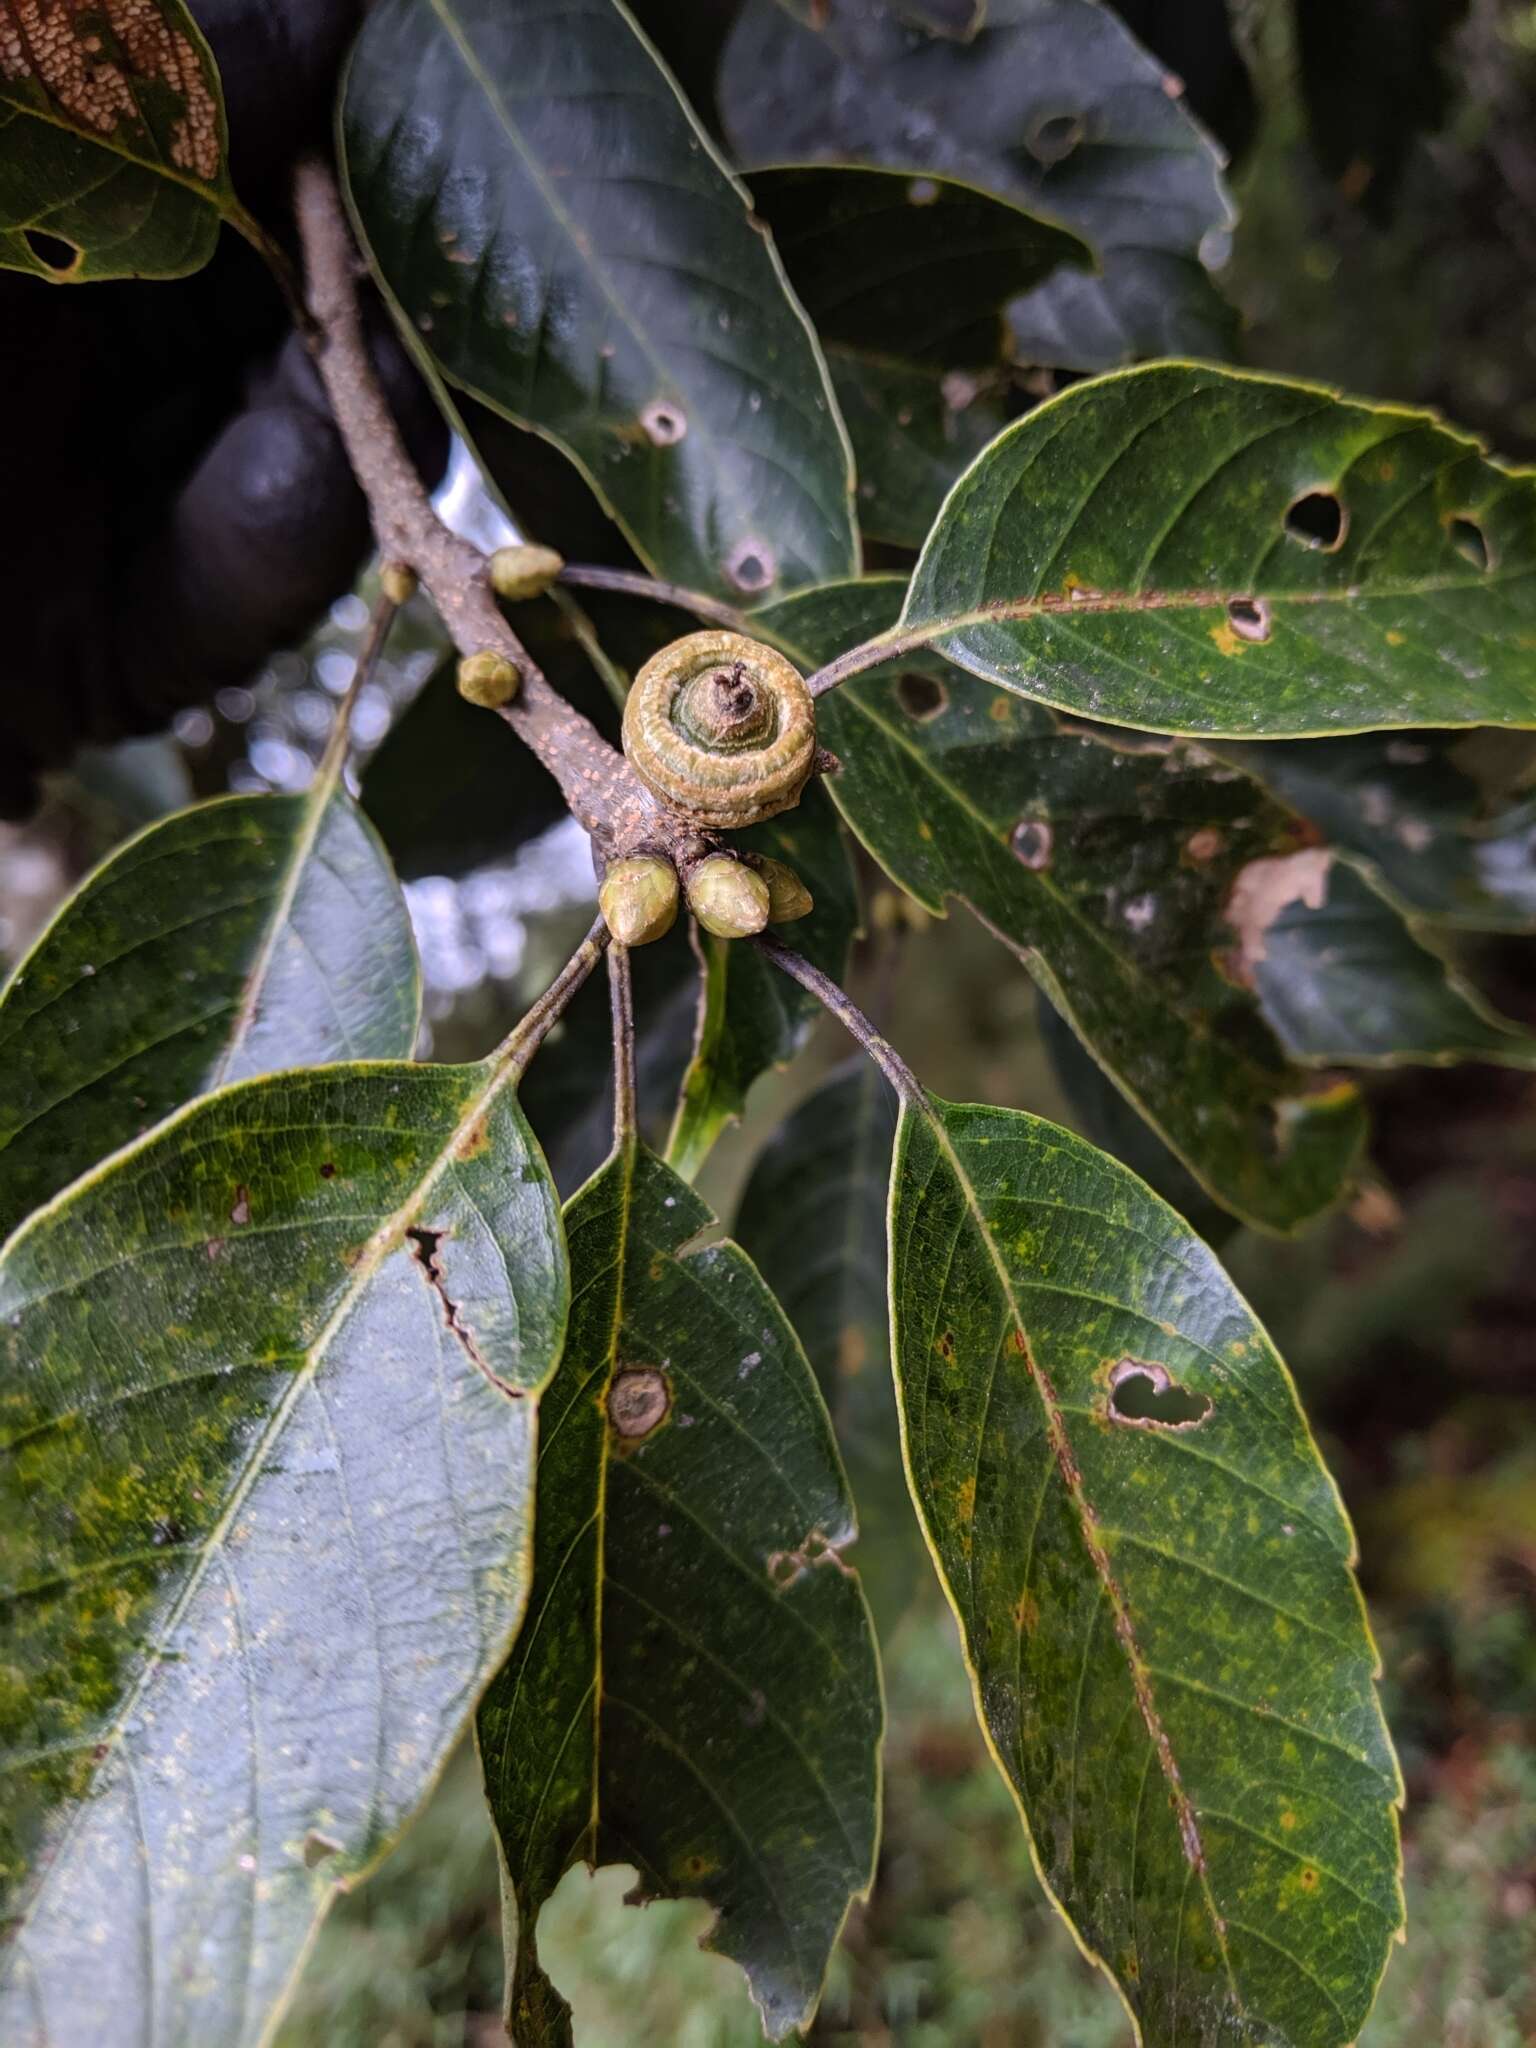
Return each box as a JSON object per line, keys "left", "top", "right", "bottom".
{"left": 718, "top": 0, "right": 1237, "bottom": 370}
{"left": 478, "top": 1137, "right": 881, "bottom": 2045}
{"left": 754, "top": 577, "right": 1368, "bottom": 1233}
{"left": 829, "top": 349, "right": 1006, "bottom": 551}
{"left": 0, "top": 0, "right": 244, "bottom": 281}
{"left": 1237, "top": 855, "right": 1536, "bottom": 1070}
{"left": 666, "top": 783, "right": 861, "bottom": 1180}
{"left": 904, "top": 361, "right": 1536, "bottom": 738}
{"left": 735, "top": 1060, "right": 927, "bottom": 1636}
{"left": 340, "top": 0, "right": 859, "bottom": 603}
{"left": 1219, "top": 732, "right": 1536, "bottom": 932}
{"left": 0, "top": 787, "right": 419, "bottom": 1241}
{"left": 888, "top": 1091, "right": 1403, "bottom": 2046}
{"left": 0, "top": 1055, "right": 568, "bottom": 2048}
{"left": 748, "top": 164, "right": 1092, "bottom": 367}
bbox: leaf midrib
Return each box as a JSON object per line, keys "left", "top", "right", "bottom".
{"left": 904, "top": 1096, "right": 1241, "bottom": 2006}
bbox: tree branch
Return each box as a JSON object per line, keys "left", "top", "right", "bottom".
{"left": 752, "top": 935, "right": 922, "bottom": 1103}
{"left": 292, "top": 158, "right": 674, "bottom": 855}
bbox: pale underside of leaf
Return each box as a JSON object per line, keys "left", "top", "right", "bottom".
{"left": 0, "top": 1058, "right": 566, "bottom": 2048}
{"left": 0, "top": 791, "right": 419, "bottom": 1240}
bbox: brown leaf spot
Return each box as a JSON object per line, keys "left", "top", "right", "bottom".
{"left": 1013, "top": 1587, "right": 1039, "bottom": 1633}
{"left": 204, "top": 1237, "right": 225, "bottom": 1261}
{"left": 608, "top": 1367, "right": 670, "bottom": 1440}
{"left": 725, "top": 539, "right": 775, "bottom": 593}
{"left": 1223, "top": 847, "right": 1332, "bottom": 984}
{"left": 229, "top": 1186, "right": 251, "bottom": 1226}
{"left": 1184, "top": 827, "right": 1223, "bottom": 864}
{"left": 896, "top": 670, "right": 946, "bottom": 721}
{"left": 1226, "top": 596, "right": 1272, "bottom": 644}
{"left": 1011, "top": 819, "right": 1054, "bottom": 870}
{"left": 640, "top": 399, "right": 686, "bottom": 447}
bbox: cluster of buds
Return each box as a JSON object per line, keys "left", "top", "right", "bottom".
{"left": 599, "top": 850, "right": 812, "bottom": 946}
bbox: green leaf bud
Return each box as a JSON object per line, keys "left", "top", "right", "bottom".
{"left": 600, "top": 855, "right": 680, "bottom": 947}
{"left": 686, "top": 854, "right": 771, "bottom": 939}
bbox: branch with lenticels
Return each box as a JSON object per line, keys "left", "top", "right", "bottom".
{"left": 292, "top": 156, "right": 682, "bottom": 858}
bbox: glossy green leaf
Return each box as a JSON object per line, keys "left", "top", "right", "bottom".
{"left": 341, "top": 0, "right": 858, "bottom": 602}
{"left": 0, "top": 1056, "right": 567, "bottom": 2047}
{"left": 749, "top": 164, "right": 1091, "bottom": 368}
{"left": 719, "top": 0, "right": 1237, "bottom": 369}
{"left": 889, "top": 1092, "right": 1403, "bottom": 2046}
{"left": 1220, "top": 733, "right": 1536, "bottom": 931}
{"left": 904, "top": 362, "right": 1536, "bottom": 737}
{"left": 667, "top": 783, "right": 861, "bottom": 1180}
{"left": 0, "top": 789, "right": 419, "bottom": 1241}
{"left": 755, "top": 578, "right": 1367, "bottom": 1232}
{"left": 0, "top": 0, "right": 244, "bottom": 281}
{"left": 478, "top": 1136, "right": 881, "bottom": 2045}
{"left": 735, "top": 1060, "right": 927, "bottom": 1636}
{"left": 829, "top": 350, "right": 1006, "bottom": 551}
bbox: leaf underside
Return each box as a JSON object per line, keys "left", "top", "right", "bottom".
{"left": 906, "top": 361, "right": 1536, "bottom": 737}
{"left": 0, "top": 1061, "right": 566, "bottom": 2048}
{"left": 479, "top": 1140, "right": 881, "bottom": 2046}
{"left": 0, "top": 792, "right": 419, "bottom": 1241}
{"left": 889, "top": 1094, "right": 1403, "bottom": 2047}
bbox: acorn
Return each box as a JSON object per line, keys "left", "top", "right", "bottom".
{"left": 456, "top": 650, "right": 520, "bottom": 708}
{"left": 599, "top": 855, "right": 680, "bottom": 947}
{"left": 754, "top": 856, "right": 813, "bottom": 924}
{"left": 686, "top": 854, "right": 770, "bottom": 939}
{"left": 488, "top": 543, "right": 565, "bottom": 603}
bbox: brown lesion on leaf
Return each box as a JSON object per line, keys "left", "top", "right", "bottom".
{"left": 1, "top": 0, "right": 221, "bottom": 182}
{"left": 607, "top": 1365, "right": 670, "bottom": 1441}
{"left": 766, "top": 1525, "right": 854, "bottom": 1590}
{"left": 406, "top": 1225, "right": 524, "bottom": 1398}
{"left": 1013, "top": 1586, "right": 1039, "bottom": 1633}
{"left": 1222, "top": 846, "right": 1332, "bottom": 986}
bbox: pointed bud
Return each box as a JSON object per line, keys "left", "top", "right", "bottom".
{"left": 456, "top": 650, "right": 521, "bottom": 707}
{"left": 379, "top": 560, "right": 418, "bottom": 606}
{"left": 754, "top": 856, "right": 813, "bottom": 924}
{"left": 600, "top": 855, "right": 679, "bottom": 947}
{"left": 686, "top": 854, "right": 770, "bottom": 939}
{"left": 488, "top": 543, "right": 565, "bottom": 603}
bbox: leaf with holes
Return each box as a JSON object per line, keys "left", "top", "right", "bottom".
{"left": 830, "top": 350, "right": 1007, "bottom": 551}
{"left": 667, "top": 783, "right": 860, "bottom": 1180}
{"left": 749, "top": 164, "right": 1092, "bottom": 368}
{"left": 719, "top": 0, "right": 1237, "bottom": 369}
{"left": 478, "top": 1135, "right": 881, "bottom": 2046}
{"left": 0, "top": 1057, "right": 566, "bottom": 2048}
{"left": 340, "top": 0, "right": 858, "bottom": 603}
{"left": 756, "top": 578, "right": 1372, "bottom": 1232}
{"left": 889, "top": 1092, "right": 1403, "bottom": 2045}
{"left": 1219, "top": 732, "right": 1536, "bottom": 932}
{"left": 904, "top": 361, "right": 1536, "bottom": 736}
{"left": 735, "top": 1060, "right": 927, "bottom": 1637}
{"left": 0, "top": 788, "right": 418, "bottom": 1242}
{"left": 0, "top": 0, "right": 249, "bottom": 280}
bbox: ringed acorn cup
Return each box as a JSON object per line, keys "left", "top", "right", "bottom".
{"left": 622, "top": 630, "right": 815, "bottom": 830}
